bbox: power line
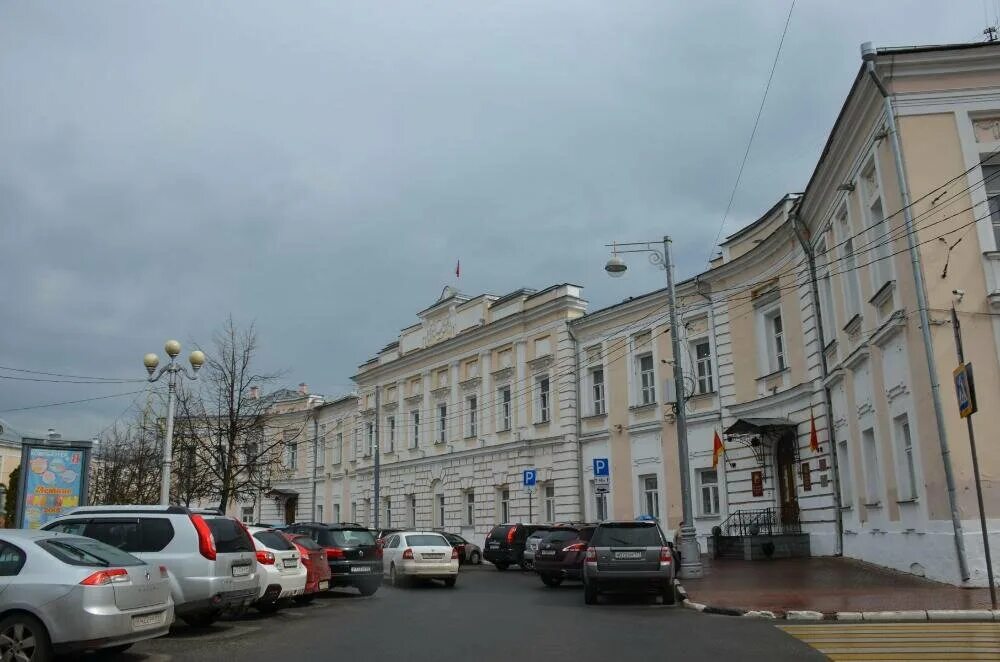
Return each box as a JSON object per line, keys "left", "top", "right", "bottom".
{"left": 0, "top": 364, "right": 143, "bottom": 382}
{"left": 0, "top": 389, "right": 148, "bottom": 414}
{"left": 0, "top": 374, "right": 144, "bottom": 385}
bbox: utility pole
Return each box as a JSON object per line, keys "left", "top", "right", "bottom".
{"left": 311, "top": 410, "right": 319, "bottom": 522}
{"left": 373, "top": 385, "right": 381, "bottom": 530}
{"left": 950, "top": 307, "right": 996, "bottom": 608}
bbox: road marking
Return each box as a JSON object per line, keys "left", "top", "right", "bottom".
{"left": 780, "top": 622, "right": 1000, "bottom": 661}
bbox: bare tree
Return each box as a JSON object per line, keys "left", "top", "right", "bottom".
{"left": 89, "top": 410, "right": 162, "bottom": 505}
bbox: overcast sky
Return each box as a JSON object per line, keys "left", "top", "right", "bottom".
{"left": 0, "top": 1, "right": 990, "bottom": 438}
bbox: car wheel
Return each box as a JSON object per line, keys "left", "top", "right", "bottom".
{"left": 0, "top": 614, "right": 53, "bottom": 662}
{"left": 540, "top": 574, "right": 563, "bottom": 588}
{"left": 293, "top": 594, "right": 315, "bottom": 605}
{"left": 662, "top": 583, "right": 676, "bottom": 606}
{"left": 180, "top": 610, "right": 220, "bottom": 627}
{"left": 584, "top": 581, "right": 598, "bottom": 605}
{"left": 358, "top": 581, "right": 380, "bottom": 596}
{"left": 470, "top": 551, "right": 481, "bottom": 565}
{"left": 390, "top": 563, "right": 403, "bottom": 588}
{"left": 443, "top": 576, "right": 457, "bottom": 588}
{"left": 494, "top": 562, "right": 508, "bottom": 572}
{"left": 256, "top": 600, "right": 281, "bottom": 614}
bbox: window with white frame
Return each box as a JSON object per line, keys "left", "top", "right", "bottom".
{"left": 353, "top": 428, "right": 361, "bottom": 459}
{"left": 466, "top": 395, "right": 477, "bottom": 438}
{"left": 350, "top": 501, "right": 357, "bottom": 522}
{"left": 894, "top": 414, "right": 918, "bottom": 501}
{"left": 591, "top": 368, "right": 606, "bottom": 415}
{"left": 333, "top": 432, "right": 343, "bottom": 465}
{"left": 317, "top": 426, "right": 326, "bottom": 468}
{"left": 837, "top": 438, "right": 852, "bottom": 506}
{"left": 641, "top": 474, "right": 660, "bottom": 519}
{"left": 861, "top": 163, "right": 893, "bottom": 289}
{"left": 316, "top": 504, "right": 324, "bottom": 523}
{"left": 838, "top": 211, "right": 862, "bottom": 321}
{"left": 384, "top": 497, "right": 391, "bottom": 527}
{"left": 982, "top": 160, "right": 1000, "bottom": 247}
{"left": 693, "top": 341, "right": 713, "bottom": 394}
{"left": 437, "top": 404, "right": 447, "bottom": 443}
{"left": 638, "top": 354, "right": 656, "bottom": 405}
{"left": 286, "top": 440, "right": 297, "bottom": 469}
{"left": 593, "top": 483, "right": 608, "bottom": 521}
{"left": 544, "top": 484, "right": 556, "bottom": 522}
{"left": 498, "top": 386, "right": 512, "bottom": 431}
{"left": 436, "top": 494, "right": 445, "bottom": 528}
{"left": 816, "top": 238, "right": 837, "bottom": 344}
{"left": 465, "top": 490, "right": 475, "bottom": 526}
{"left": 333, "top": 503, "right": 341, "bottom": 522}
{"left": 386, "top": 416, "right": 396, "bottom": 452}
{"left": 241, "top": 506, "right": 254, "bottom": 524}
{"left": 364, "top": 422, "right": 374, "bottom": 457}
{"left": 862, "top": 428, "right": 881, "bottom": 504}
{"left": 408, "top": 494, "right": 417, "bottom": 527}
{"left": 411, "top": 410, "right": 420, "bottom": 447}
{"left": 499, "top": 488, "right": 510, "bottom": 523}
{"left": 761, "top": 306, "right": 786, "bottom": 373}
{"left": 698, "top": 470, "right": 719, "bottom": 516}
{"left": 536, "top": 376, "right": 550, "bottom": 423}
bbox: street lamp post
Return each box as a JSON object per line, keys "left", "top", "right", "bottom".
{"left": 144, "top": 340, "right": 205, "bottom": 506}
{"left": 605, "top": 236, "right": 704, "bottom": 578}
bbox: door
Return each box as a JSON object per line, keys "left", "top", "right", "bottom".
{"left": 775, "top": 433, "right": 799, "bottom": 529}
{"left": 284, "top": 497, "right": 297, "bottom": 525}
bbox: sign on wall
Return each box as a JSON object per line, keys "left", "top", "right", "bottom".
{"left": 16, "top": 438, "right": 92, "bottom": 529}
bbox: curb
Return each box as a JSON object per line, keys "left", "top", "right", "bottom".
{"left": 674, "top": 578, "right": 998, "bottom": 622}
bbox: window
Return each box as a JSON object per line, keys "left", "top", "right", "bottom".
{"left": 409, "top": 494, "right": 417, "bottom": 527}
{"left": 838, "top": 211, "right": 862, "bottom": 320}
{"left": 386, "top": 416, "right": 395, "bottom": 453}
{"left": 867, "top": 198, "right": 893, "bottom": 287}
{"left": 436, "top": 494, "right": 446, "bottom": 528}
{"left": 694, "top": 341, "right": 713, "bottom": 394}
{"left": 316, "top": 504, "right": 324, "bottom": 523}
{"left": 498, "top": 386, "right": 512, "bottom": 431}
{"left": 591, "top": 368, "right": 606, "bottom": 415}
{"left": 816, "top": 239, "right": 836, "bottom": 343}
{"left": 204, "top": 517, "right": 254, "bottom": 553}
{"left": 895, "top": 414, "right": 918, "bottom": 501}
{"left": 536, "top": 376, "right": 550, "bottom": 423}
{"left": 365, "top": 422, "right": 374, "bottom": 456}
{"left": 353, "top": 428, "right": 361, "bottom": 459}
{"left": 333, "top": 432, "right": 343, "bottom": 465}
{"left": 437, "top": 404, "right": 447, "bottom": 443}
{"left": 411, "top": 410, "right": 420, "bottom": 447}
{"left": 466, "top": 395, "right": 478, "bottom": 438}
{"left": 350, "top": 501, "right": 357, "bottom": 522}
{"left": 698, "top": 470, "right": 719, "bottom": 516}
{"left": 384, "top": 497, "right": 392, "bottom": 527}
{"left": 762, "top": 308, "right": 786, "bottom": 373}
{"left": 333, "top": 503, "right": 341, "bottom": 523}
{"left": 862, "top": 428, "right": 881, "bottom": 505}
{"left": 465, "top": 490, "right": 475, "bottom": 526}
{"left": 638, "top": 354, "right": 656, "bottom": 405}
{"left": 317, "top": 426, "right": 326, "bottom": 468}
{"left": 0, "top": 543, "right": 25, "bottom": 576}
{"left": 534, "top": 336, "right": 551, "bottom": 356}
{"left": 499, "top": 488, "right": 511, "bottom": 522}
{"left": 983, "top": 162, "right": 1000, "bottom": 246}
{"left": 544, "top": 484, "right": 556, "bottom": 522}
{"left": 837, "top": 438, "right": 852, "bottom": 506}
{"left": 641, "top": 475, "right": 660, "bottom": 519}
{"left": 286, "top": 441, "right": 298, "bottom": 469}
{"left": 593, "top": 484, "right": 608, "bottom": 521}
{"left": 241, "top": 506, "right": 254, "bottom": 524}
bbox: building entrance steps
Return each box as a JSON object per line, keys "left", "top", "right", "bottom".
{"left": 680, "top": 557, "right": 993, "bottom": 615}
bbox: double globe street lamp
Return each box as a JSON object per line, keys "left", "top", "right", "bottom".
{"left": 604, "top": 236, "right": 704, "bottom": 579}
{"left": 144, "top": 340, "right": 205, "bottom": 506}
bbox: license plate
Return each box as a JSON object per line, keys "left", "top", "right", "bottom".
{"left": 540, "top": 549, "right": 556, "bottom": 556}
{"left": 318, "top": 580, "right": 329, "bottom": 590}
{"left": 423, "top": 554, "right": 444, "bottom": 560}
{"left": 614, "top": 551, "right": 644, "bottom": 560}
{"left": 487, "top": 543, "right": 499, "bottom": 549}
{"left": 283, "top": 558, "right": 298, "bottom": 568}
{"left": 132, "top": 611, "right": 164, "bottom": 630}
{"left": 350, "top": 566, "right": 370, "bottom": 573}
{"left": 232, "top": 563, "right": 251, "bottom": 577}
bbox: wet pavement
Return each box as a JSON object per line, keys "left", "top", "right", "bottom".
{"left": 681, "top": 556, "right": 994, "bottom": 613}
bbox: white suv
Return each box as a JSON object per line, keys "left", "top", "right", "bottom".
{"left": 44, "top": 505, "right": 259, "bottom": 627}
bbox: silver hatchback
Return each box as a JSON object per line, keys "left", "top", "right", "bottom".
{"left": 582, "top": 520, "right": 675, "bottom": 605}
{"left": 0, "top": 529, "right": 173, "bottom": 660}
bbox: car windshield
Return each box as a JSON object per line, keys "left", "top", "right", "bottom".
{"left": 447, "top": 534, "right": 466, "bottom": 544}
{"left": 592, "top": 524, "right": 663, "bottom": 547}
{"left": 542, "top": 529, "right": 579, "bottom": 544}
{"left": 488, "top": 526, "right": 513, "bottom": 541}
{"left": 205, "top": 518, "right": 254, "bottom": 553}
{"left": 405, "top": 534, "right": 449, "bottom": 547}
{"left": 291, "top": 536, "right": 321, "bottom": 551}
{"left": 324, "top": 528, "right": 376, "bottom": 547}
{"left": 254, "top": 530, "right": 295, "bottom": 551}
{"left": 528, "top": 529, "right": 554, "bottom": 540}
{"left": 38, "top": 537, "right": 145, "bottom": 567}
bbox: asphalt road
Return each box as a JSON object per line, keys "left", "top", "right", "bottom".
{"left": 119, "top": 565, "right": 824, "bottom": 662}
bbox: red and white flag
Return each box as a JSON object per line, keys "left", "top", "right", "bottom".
{"left": 711, "top": 430, "right": 725, "bottom": 469}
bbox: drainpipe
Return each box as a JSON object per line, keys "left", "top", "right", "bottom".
{"left": 565, "top": 324, "right": 587, "bottom": 521}
{"left": 792, "top": 211, "right": 844, "bottom": 556}
{"left": 862, "top": 42, "right": 969, "bottom": 581}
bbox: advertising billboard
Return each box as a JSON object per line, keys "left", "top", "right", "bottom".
{"left": 16, "top": 439, "right": 92, "bottom": 529}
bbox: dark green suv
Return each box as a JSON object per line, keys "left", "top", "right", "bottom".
{"left": 582, "top": 520, "right": 675, "bottom": 605}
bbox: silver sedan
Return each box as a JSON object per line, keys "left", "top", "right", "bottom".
{"left": 0, "top": 529, "right": 173, "bottom": 660}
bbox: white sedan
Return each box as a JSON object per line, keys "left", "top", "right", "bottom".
{"left": 381, "top": 531, "right": 459, "bottom": 587}
{"left": 247, "top": 526, "right": 307, "bottom": 611}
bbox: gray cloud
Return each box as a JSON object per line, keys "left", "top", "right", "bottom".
{"left": 0, "top": 0, "right": 986, "bottom": 436}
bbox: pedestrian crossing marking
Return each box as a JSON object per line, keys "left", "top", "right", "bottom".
{"left": 779, "top": 622, "right": 1000, "bottom": 661}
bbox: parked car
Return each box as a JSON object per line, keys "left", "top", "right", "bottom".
{"left": 442, "top": 533, "right": 481, "bottom": 565}
{"left": 582, "top": 520, "right": 675, "bottom": 606}
{"left": 282, "top": 534, "right": 331, "bottom": 603}
{"left": 246, "top": 527, "right": 307, "bottom": 612}
{"left": 522, "top": 526, "right": 560, "bottom": 569}
{"left": 533, "top": 525, "right": 596, "bottom": 587}
{"left": 483, "top": 523, "right": 547, "bottom": 570}
{"left": 381, "top": 531, "right": 458, "bottom": 587}
{"left": 373, "top": 528, "right": 403, "bottom": 547}
{"left": 283, "top": 522, "right": 382, "bottom": 595}
{"left": 44, "top": 505, "right": 259, "bottom": 627}
{"left": 0, "top": 529, "right": 173, "bottom": 660}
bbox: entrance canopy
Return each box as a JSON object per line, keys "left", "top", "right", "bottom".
{"left": 724, "top": 417, "right": 793, "bottom": 435}
{"left": 266, "top": 488, "right": 298, "bottom": 499}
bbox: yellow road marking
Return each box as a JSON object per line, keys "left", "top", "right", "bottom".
{"left": 780, "top": 622, "right": 1000, "bottom": 661}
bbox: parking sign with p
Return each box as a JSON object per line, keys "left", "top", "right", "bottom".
{"left": 593, "top": 457, "right": 609, "bottom": 476}
{"left": 523, "top": 469, "right": 537, "bottom": 487}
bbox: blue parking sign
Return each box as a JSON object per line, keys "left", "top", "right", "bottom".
{"left": 523, "top": 469, "right": 537, "bottom": 487}
{"left": 593, "top": 458, "right": 609, "bottom": 477}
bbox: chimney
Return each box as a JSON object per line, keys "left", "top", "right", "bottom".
{"left": 250, "top": 386, "right": 260, "bottom": 400}
{"left": 298, "top": 382, "right": 309, "bottom": 395}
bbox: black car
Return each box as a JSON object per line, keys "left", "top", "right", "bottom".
{"left": 533, "top": 525, "right": 597, "bottom": 587}
{"left": 483, "top": 523, "right": 547, "bottom": 571}
{"left": 283, "top": 522, "right": 383, "bottom": 595}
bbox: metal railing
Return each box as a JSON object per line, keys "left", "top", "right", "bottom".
{"left": 721, "top": 507, "right": 801, "bottom": 537}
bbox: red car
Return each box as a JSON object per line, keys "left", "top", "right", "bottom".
{"left": 283, "top": 533, "right": 332, "bottom": 603}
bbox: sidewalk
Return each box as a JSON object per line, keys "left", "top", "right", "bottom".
{"left": 680, "top": 556, "right": 993, "bottom": 614}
